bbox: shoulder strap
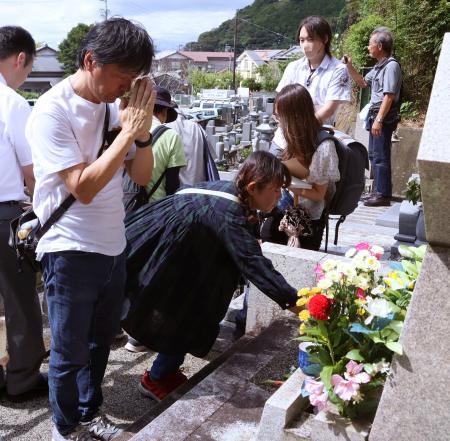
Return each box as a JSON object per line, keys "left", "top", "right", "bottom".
{"left": 316, "top": 129, "right": 336, "bottom": 147}
{"left": 152, "top": 124, "right": 170, "bottom": 144}
{"left": 176, "top": 188, "right": 239, "bottom": 203}
{"left": 38, "top": 104, "right": 111, "bottom": 239}
{"left": 142, "top": 125, "right": 171, "bottom": 199}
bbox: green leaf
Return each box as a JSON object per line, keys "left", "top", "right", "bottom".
{"left": 345, "top": 349, "right": 364, "bottom": 361}
{"left": 320, "top": 365, "right": 333, "bottom": 391}
{"left": 385, "top": 341, "right": 403, "bottom": 355}
{"left": 386, "top": 320, "right": 403, "bottom": 334}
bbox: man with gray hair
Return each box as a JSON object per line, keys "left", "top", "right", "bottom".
{"left": 344, "top": 27, "right": 402, "bottom": 206}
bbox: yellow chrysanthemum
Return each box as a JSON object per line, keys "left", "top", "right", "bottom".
{"left": 310, "top": 287, "right": 322, "bottom": 295}
{"left": 299, "top": 310, "right": 311, "bottom": 322}
{"left": 357, "top": 308, "right": 366, "bottom": 316}
{"left": 297, "top": 287, "right": 310, "bottom": 297}
{"left": 299, "top": 323, "right": 306, "bottom": 334}
{"left": 296, "top": 297, "right": 308, "bottom": 307}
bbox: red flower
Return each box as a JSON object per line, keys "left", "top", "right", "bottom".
{"left": 308, "top": 294, "right": 332, "bottom": 320}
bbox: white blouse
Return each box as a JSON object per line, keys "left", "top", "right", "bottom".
{"left": 300, "top": 139, "right": 340, "bottom": 220}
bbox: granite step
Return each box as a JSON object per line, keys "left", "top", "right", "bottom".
{"left": 118, "top": 317, "right": 299, "bottom": 441}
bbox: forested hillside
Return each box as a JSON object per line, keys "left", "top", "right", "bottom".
{"left": 184, "top": 0, "right": 346, "bottom": 52}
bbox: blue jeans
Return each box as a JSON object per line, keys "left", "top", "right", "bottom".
{"left": 150, "top": 353, "right": 185, "bottom": 380}
{"left": 42, "top": 251, "right": 125, "bottom": 434}
{"left": 368, "top": 121, "right": 396, "bottom": 197}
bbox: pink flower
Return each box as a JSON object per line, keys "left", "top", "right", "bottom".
{"left": 345, "top": 360, "right": 371, "bottom": 384}
{"left": 331, "top": 361, "right": 371, "bottom": 402}
{"left": 356, "top": 288, "right": 366, "bottom": 299}
{"left": 304, "top": 378, "right": 328, "bottom": 411}
{"left": 314, "top": 264, "right": 323, "bottom": 275}
{"left": 331, "top": 374, "right": 361, "bottom": 401}
{"left": 355, "top": 242, "right": 371, "bottom": 251}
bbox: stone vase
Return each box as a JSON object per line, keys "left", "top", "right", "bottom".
{"left": 415, "top": 205, "right": 427, "bottom": 244}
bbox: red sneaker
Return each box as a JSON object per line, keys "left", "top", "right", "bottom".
{"left": 138, "top": 369, "right": 188, "bottom": 401}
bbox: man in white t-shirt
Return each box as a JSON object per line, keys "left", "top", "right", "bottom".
{"left": 26, "top": 18, "right": 156, "bottom": 441}
{"left": 0, "top": 26, "right": 47, "bottom": 401}
{"left": 273, "top": 16, "right": 351, "bottom": 150}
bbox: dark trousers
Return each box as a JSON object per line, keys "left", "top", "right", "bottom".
{"left": 149, "top": 353, "right": 185, "bottom": 380}
{"left": 368, "top": 121, "right": 396, "bottom": 198}
{"left": 42, "top": 250, "right": 125, "bottom": 434}
{"left": 0, "top": 203, "right": 45, "bottom": 395}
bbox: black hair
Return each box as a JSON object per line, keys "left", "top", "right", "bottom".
{"left": 235, "top": 151, "right": 291, "bottom": 221}
{"left": 297, "top": 16, "right": 332, "bottom": 57}
{"left": 77, "top": 17, "right": 154, "bottom": 75}
{"left": 0, "top": 26, "right": 36, "bottom": 66}
{"left": 153, "top": 104, "right": 165, "bottom": 115}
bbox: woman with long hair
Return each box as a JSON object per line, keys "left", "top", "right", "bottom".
{"left": 269, "top": 83, "right": 340, "bottom": 250}
{"left": 123, "top": 151, "right": 299, "bottom": 401}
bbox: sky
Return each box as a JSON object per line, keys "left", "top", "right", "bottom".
{"left": 0, "top": 0, "right": 254, "bottom": 52}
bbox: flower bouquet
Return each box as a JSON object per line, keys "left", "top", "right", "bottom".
{"left": 297, "top": 243, "right": 423, "bottom": 419}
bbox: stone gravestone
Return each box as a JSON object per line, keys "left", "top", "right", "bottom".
{"left": 242, "top": 122, "right": 252, "bottom": 143}
{"left": 369, "top": 33, "right": 450, "bottom": 441}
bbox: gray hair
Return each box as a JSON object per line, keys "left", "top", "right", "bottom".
{"left": 371, "top": 27, "right": 394, "bottom": 55}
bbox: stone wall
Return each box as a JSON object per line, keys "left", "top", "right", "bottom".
{"left": 369, "top": 32, "right": 450, "bottom": 441}
{"left": 354, "top": 117, "right": 422, "bottom": 198}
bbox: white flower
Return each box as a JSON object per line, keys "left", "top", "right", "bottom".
{"left": 366, "top": 256, "right": 381, "bottom": 271}
{"left": 317, "top": 277, "right": 333, "bottom": 289}
{"left": 356, "top": 249, "right": 371, "bottom": 258}
{"left": 364, "top": 297, "right": 392, "bottom": 324}
{"left": 337, "top": 262, "right": 357, "bottom": 280}
{"left": 371, "top": 285, "right": 386, "bottom": 296}
{"left": 355, "top": 275, "right": 370, "bottom": 290}
{"left": 321, "top": 259, "right": 338, "bottom": 272}
{"left": 371, "top": 245, "right": 384, "bottom": 256}
{"left": 372, "top": 359, "right": 390, "bottom": 374}
{"left": 345, "top": 248, "right": 357, "bottom": 258}
{"left": 327, "top": 270, "right": 341, "bottom": 283}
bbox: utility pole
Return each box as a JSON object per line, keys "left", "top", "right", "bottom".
{"left": 232, "top": 9, "right": 238, "bottom": 93}
{"left": 100, "top": 0, "right": 109, "bottom": 20}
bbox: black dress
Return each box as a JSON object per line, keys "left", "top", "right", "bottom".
{"left": 122, "top": 180, "right": 297, "bottom": 357}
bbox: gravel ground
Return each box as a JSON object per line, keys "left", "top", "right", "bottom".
{"left": 0, "top": 334, "right": 211, "bottom": 441}
{"left": 251, "top": 329, "right": 299, "bottom": 394}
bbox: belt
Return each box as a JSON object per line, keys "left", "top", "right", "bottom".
{"left": 0, "top": 200, "right": 19, "bottom": 205}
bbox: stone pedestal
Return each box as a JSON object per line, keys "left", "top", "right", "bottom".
{"left": 369, "top": 246, "right": 450, "bottom": 441}
{"left": 246, "top": 243, "right": 328, "bottom": 336}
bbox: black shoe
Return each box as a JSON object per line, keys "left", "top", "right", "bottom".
{"left": 7, "top": 373, "right": 48, "bottom": 402}
{"left": 364, "top": 195, "right": 391, "bottom": 207}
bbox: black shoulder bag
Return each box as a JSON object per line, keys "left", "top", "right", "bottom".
{"left": 9, "top": 104, "right": 111, "bottom": 272}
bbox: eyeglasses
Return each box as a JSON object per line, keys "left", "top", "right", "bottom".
{"left": 306, "top": 68, "right": 316, "bottom": 87}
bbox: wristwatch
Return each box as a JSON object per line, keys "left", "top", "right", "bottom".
{"left": 375, "top": 117, "right": 383, "bottom": 124}
{"left": 135, "top": 133, "right": 153, "bottom": 148}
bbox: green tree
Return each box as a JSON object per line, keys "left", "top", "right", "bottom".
{"left": 240, "top": 78, "right": 261, "bottom": 91}
{"left": 342, "top": 14, "right": 384, "bottom": 69}
{"left": 58, "top": 23, "right": 92, "bottom": 76}
{"left": 256, "top": 62, "right": 281, "bottom": 91}
{"left": 187, "top": 69, "right": 241, "bottom": 94}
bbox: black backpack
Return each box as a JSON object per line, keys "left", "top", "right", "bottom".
{"left": 317, "top": 129, "right": 369, "bottom": 251}
{"left": 122, "top": 125, "right": 170, "bottom": 214}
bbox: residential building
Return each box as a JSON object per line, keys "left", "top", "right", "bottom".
{"left": 153, "top": 51, "right": 234, "bottom": 74}
{"left": 21, "top": 44, "right": 64, "bottom": 93}
{"left": 236, "top": 46, "right": 303, "bottom": 80}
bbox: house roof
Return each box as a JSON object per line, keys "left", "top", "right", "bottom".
{"left": 272, "top": 45, "right": 303, "bottom": 60}
{"left": 238, "top": 49, "right": 286, "bottom": 66}
{"left": 154, "top": 50, "right": 179, "bottom": 60}
{"left": 32, "top": 44, "right": 63, "bottom": 73}
{"left": 179, "top": 51, "right": 234, "bottom": 62}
